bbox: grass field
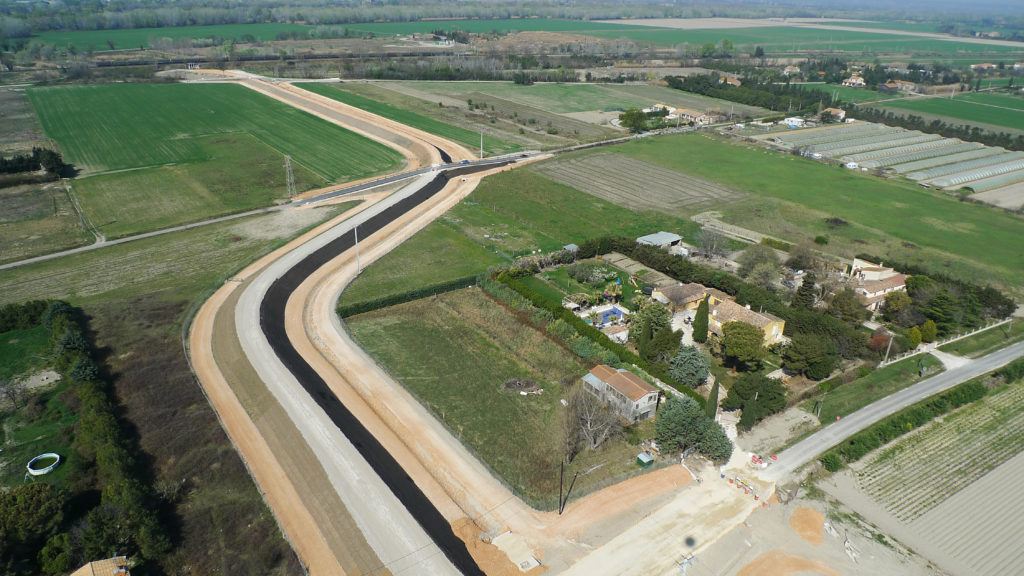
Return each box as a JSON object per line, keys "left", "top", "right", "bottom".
{"left": 880, "top": 94, "right": 1024, "bottom": 132}
{"left": 341, "top": 169, "right": 697, "bottom": 307}
{"left": 0, "top": 89, "right": 47, "bottom": 154}
{"left": 337, "top": 221, "right": 504, "bottom": 309}
{"left": 71, "top": 134, "right": 322, "bottom": 238}
{"left": 34, "top": 22, "right": 311, "bottom": 51}
{"left": 801, "top": 355, "right": 943, "bottom": 423}
{"left": 0, "top": 325, "right": 50, "bottom": 381}
{"left": 295, "top": 82, "right": 519, "bottom": 155}
{"left": 387, "top": 81, "right": 766, "bottom": 117}
{"left": 347, "top": 287, "right": 654, "bottom": 508}
{"left": 939, "top": 321, "right": 1024, "bottom": 357}
{"left": 0, "top": 184, "right": 93, "bottom": 264}
{"left": 605, "top": 132, "right": 1024, "bottom": 294}
{"left": 28, "top": 83, "right": 402, "bottom": 179}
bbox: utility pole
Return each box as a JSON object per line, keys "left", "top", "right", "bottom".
{"left": 883, "top": 330, "right": 894, "bottom": 365}
{"left": 284, "top": 155, "right": 296, "bottom": 198}
{"left": 479, "top": 131, "right": 484, "bottom": 159}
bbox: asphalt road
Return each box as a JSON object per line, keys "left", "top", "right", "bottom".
{"left": 235, "top": 164, "right": 507, "bottom": 575}
{"left": 765, "top": 339, "right": 1024, "bottom": 481}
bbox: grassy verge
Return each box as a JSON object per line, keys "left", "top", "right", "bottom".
{"left": 939, "top": 320, "right": 1024, "bottom": 357}
{"left": 0, "top": 325, "right": 50, "bottom": 381}
{"left": 802, "top": 355, "right": 944, "bottom": 423}
{"left": 347, "top": 288, "right": 654, "bottom": 508}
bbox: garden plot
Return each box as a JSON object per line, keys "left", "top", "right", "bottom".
{"left": 856, "top": 382, "right": 1024, "bottom": 523}
{"left": 530, "top": 152, "right": 746, "bottom": 214}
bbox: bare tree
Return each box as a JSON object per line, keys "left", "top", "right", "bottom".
{"left": 564, "top": 384, "right": 622, "bottom": 458}
{"left": 698, "top": 228, "right": 729, "bottom": 260}
{"left": 0, "top": 378, "right": 28, "bottom": 410}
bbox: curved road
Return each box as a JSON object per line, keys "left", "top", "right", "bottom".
{"left": 765, "top": 340, "right": 1024, "bottom": 481}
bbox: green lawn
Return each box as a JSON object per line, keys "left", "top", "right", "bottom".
{"left": 28, "top": 83, "right": 403, "bottom": 179}
{"left": 71, "top": 134, "right": 322, "bottom": 238}
{"left": 0, "top": 325, "right": 50, "bottom": 381}
{"left": 295, "top": 82, "right": 518, "bottom": 155}
{"left": 607, "top": 132, "right": 1024, "bottom": 293}
{"left": 34, "top": 22, "right": 311, "bottom": 51}
{"left": 939, "top": 321, "right": 1024, "bottom": 357}
{"left": 347, "top": 287, "right": 653, "bottom": 508}
{"left": 881, "top": 95, "right": 1024, "bottom": 131}
{"left": 802, "top": 355, "right": 943, "bottom": 422}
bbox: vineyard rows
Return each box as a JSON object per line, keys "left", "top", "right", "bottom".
{"left": 531, "top": 152, "right": 746, "bottom": 214}
{"left": 856, "top": 382, "right": 1024, "bottom": 523}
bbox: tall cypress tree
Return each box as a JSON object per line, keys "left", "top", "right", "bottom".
{"left": 791, "top": 274, "right": 817, "bottom": 310}
{"left": 693, "top": 296, "right": 709, "bottom": 343}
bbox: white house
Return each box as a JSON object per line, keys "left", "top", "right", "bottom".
{"left": 784, "top": 117, "right": 806, "bottom": 128}
{"left": 842, "top": 74, "right": 866, "bottom": 88}
{"left": 582, "top": 365, "right": 659, "bottom": 422}
{"left": 848, "top": 258, "right": 908, "bottom": 311}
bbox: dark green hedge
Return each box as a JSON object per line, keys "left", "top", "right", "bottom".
{"left": 337, "top": 275, "right": 480, "bottom": 317}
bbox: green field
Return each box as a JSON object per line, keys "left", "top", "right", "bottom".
{"left": 341, "top": 168, "right": 696, "bottom": 307}
{"left": 340, "top": 18, "right": 654, "bottom": 36}
{"left": 71, "top": 134, "right": 322, "bottom": 238}
{"left": 0, "top": 184, "right": 93, "bottom": 264}
{"left": 28, "top": 83, "right": 402, "bottom": 179}
{"left": 347, "top": 287, "right": 653, "bottom": 508}
{"left": 295, "top": 82, "right": 519, "bottom": 155}
{"left": 385, "top": 80, "right": 766, "bottom": 117}
{"left": 604, "top": 132, "right": 1024, "bottom": 293}
{"left": 802, "top": 355, "right": 943, "bottom": 423}
{"left": 34, "top": 22, "right": 310, "bottom": 51}
{"left": 880, "top": 94, "right": 1024, "bottom": 131}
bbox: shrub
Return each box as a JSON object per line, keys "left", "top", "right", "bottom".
{"left": 814, "top": 235, "right": 829, "bottom": 245}
{"left": 820, "top": 451, "right": 843, "bottom": 472}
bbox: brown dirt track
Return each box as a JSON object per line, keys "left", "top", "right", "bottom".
{"left": 789, "top": 507, "right": 825, "bottom": 547}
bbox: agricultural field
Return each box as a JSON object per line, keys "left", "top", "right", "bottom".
{"left": 0, "top": 88, "right": 47, "bottom": 155}
{"left": 801, "top": 355, "right": 943, "bottom": 423}
{"left": 530, "top": 151, "right": 747, "bottom": 215}
{"left": 70, "top": 134, "right": 322, "bottom": 239}
{"left": 0, "top": 183, "right": 93, "bottom": 264}
{"left": 29, "top": 83, "right": 401, "bottom": 179}
{"left": 295, "top": 82, "right": 519, "bottom": 155}
{"left": 385, "top": 81, "right": 766, "bottom": 117}
{"left": 346, "top": 287, "right": 655, "bottom": 508}
{"left": 606, "top": 132, "right": 1024, "bottom": 295}
{"left": 879, "top": 94, "right": 1024, "bottom": 132}
{"left": 341, "top": 168, "right": 697, "bottom": 307}
{"left": 34, "top": 22, "right": 311, "bottom": 51}
{"left": 856, "top": 380, "right": 1024, "bottom": 523}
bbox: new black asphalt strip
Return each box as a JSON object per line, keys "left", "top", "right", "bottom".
{"left": 260, "top": 165, "right": 505, "bottom": 575}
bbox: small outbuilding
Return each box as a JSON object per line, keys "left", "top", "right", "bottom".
{"left": 637, "top": 231, "right": 682, "bottom": 250}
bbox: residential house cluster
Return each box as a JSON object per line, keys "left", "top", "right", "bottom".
{"left": 847, "top": 258, "right": 908, "bottom": 312}
{"left": 652, "top": 283, "right": 786, "bottom": 345}
{"left": 644, "top": 104, "right": 715, "bottom": 126}
{"left": 842, "top": 74, "right": 866, "bottom": 88}
{"left": 879, "top": 79, "right": 917, "bottom": 94}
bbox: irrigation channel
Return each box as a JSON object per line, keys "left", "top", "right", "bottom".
{"left": 259, "top": 163, "right": 507, "bottom": 575}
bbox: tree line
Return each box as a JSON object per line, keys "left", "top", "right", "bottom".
{"left": 665, "top": 73, "right": 836, "bottom": 115}
{"left": 0, "top": 147, "right": 64, "bottom": 175}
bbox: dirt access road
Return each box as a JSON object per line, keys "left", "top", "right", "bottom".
{"left": 190, "top": 71, "right": 765, "bottom": 575}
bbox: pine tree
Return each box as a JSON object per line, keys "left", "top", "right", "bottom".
{"left": 791, "top": 274, "right": 817, "bottom": 310}
{"left": 693, "top": 296, "right": 709, "bottom": 343}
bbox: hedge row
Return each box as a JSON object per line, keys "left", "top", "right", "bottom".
{"left": 337, "top": 275, "right": 480, "bottom": 317}
{"left": 0, "top": 299, "right": 48, "bottom": 332}
{"left": 41, "top": 301, "right": 170, "bottom": 565}
{"left": 820, "top": 380, "right": 989, "bottom": 470}
{"left": 494, "top": 273, "right": 705, "bottom": 405}
{"left": 1000, "top": 358, "right": 1024, "bottom": 384}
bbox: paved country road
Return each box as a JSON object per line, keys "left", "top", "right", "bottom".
{"left": 765, "top": 340, "right": 1024, "bottom": 481}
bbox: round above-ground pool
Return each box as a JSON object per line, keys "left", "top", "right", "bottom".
{"left": 27, "top": 453, "right": 61, "bottom": 476}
